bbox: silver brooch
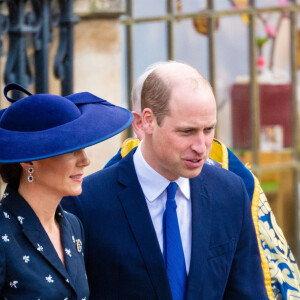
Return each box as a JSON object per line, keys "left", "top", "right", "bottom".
{"left": 75, "top": 239, "right": 82, "bottom": 253}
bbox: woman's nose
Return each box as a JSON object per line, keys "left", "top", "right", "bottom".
{"left": 77, "top": 149, "right": 90, "bottom": 167}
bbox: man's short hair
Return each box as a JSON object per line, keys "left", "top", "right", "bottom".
{"left": 131, "top": 61, "right": 171, "bottom": 114}
{"left": 137, "top": 61, "right": 211, "bottom": 126}
{"left": 141, "top": 69, "right": 171, "bottom": 126}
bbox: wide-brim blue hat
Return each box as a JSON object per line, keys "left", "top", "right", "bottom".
{"left": 0, "top": 83, "right": 133, "bottom": 163}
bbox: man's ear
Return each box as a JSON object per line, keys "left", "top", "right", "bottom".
{"left": 131, "top": 111, "right": 144, "bottom": 141}
{"left": 142, "top": 108, "right": 155, "bottom": 134}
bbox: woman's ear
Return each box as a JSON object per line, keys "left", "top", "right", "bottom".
{"left": 20, "top": 161, "right": 33, "bottom": 171}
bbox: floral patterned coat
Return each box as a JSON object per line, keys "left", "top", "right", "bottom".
{"left": 0, "top": 184, "right": 89, "bottom": 300}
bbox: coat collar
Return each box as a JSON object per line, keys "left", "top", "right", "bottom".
{"left": 185, "top": 166, "right": 212, "bottom": 299}
{"left": 117, "top": 151, "right": 213, "bottom": 300}
{"left": 117, "top": 150, "right": 173, "bottom": 300}
{"left": 133, "top": 143, "right": 190, "bottom": 201}
{"left": 1, "top": 184, "right": 79, "bottom": 294}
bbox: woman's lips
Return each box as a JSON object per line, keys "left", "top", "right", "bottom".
{"left": 70, "top": 174, "right": 83, "bottom": 182}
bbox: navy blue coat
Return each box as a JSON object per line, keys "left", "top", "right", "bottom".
{"left": 62, "top": 150, "right": 267, "bottom": 300}
{"left": 0, "top": 184, "right": 89, "bottom": 300}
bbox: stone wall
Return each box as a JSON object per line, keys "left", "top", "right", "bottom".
{"left": 52, "top": 18, "right": 125, "bottom": 175}
{"left": 0, "top": 10, "right": 125, "bottom": 195}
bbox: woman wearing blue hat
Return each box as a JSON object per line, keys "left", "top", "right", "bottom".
{"left": 0, "top": 84, "right": 133, "bottom": 299}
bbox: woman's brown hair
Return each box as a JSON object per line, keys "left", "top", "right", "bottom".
{"left": 0, "top": 163, "right": 22, "bottom": 185}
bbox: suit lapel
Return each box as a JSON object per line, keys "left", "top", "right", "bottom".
{"left": 185, "top": 168, "right": 212, "bottom": 300}
{"left": 117, "top": 151, "right": 173, "bottom": 300}
{"left": 22, "top": 226, "right": 71, "bottom": 281}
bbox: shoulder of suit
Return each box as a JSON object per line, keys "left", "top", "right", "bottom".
{"left": 0, "top": 204, "right": 10, "bottom": 229}
{"left": 63, "top": 210, "right": 79, "bottom": 223}
{"left": 201, "top": 162, "right": 242, "bottom": 184}
{"left": 84, "top": 151, "right": 134, "bottom": 185}
{"left": 0, "top": 204, "right": 19, "bottom": 252}
{"left": 63, "top": 210, "right": 83, "bottom": 234}
{"left": 84, "top": 161, "right": 119, "bottom": 183}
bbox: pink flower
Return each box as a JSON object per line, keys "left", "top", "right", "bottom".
{"left": 256, "top": 56, "right": 265, "bottom": 70}
{"left": 265, "top": 24, "right": 276, "bottom": 37}
{"left": 278, "top": 0, "right": 289, "bottom": 6}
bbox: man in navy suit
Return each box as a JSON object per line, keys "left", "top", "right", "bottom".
{"left": 63, "top": 61, "right": 268, "bottom": 299}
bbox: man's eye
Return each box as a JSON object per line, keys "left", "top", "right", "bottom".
{"left": 181, "top": 129, "right": 192, "bottom": 134}
{"left": 204, "top": 127, "right": 215, "bottom": 133}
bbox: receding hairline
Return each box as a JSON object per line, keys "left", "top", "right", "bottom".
{"left": 131, "top": 61, "right": 176, "bottom": 113}
{"left": 155, "top": 62, "right": 212, "bottom": 90}
{"left": 132, "top": 61, "right": 214, "bottom": 113}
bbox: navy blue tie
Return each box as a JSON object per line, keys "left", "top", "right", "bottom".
{"left": 163, "top": 182, "right": 187, "bottom": 300}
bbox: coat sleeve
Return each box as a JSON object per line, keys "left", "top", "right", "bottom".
{"left": 223, "top": 177, "right": 268, "bottom": 300}
{"left": 0, "top": 226, "right": 6, "bottom": 294}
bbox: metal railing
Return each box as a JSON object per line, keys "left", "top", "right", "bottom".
{"left": 0, "top": 0, "right": 77, "bottom": 98}
{"left": 0, "top": 0, "right": 299, "bottom": 261}
{"left": 122, "top": 0, "right": 300, "bottom": 261}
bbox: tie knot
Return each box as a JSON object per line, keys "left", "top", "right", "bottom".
{"left": 167, "top": 182, "right": 178, "bottom": 200}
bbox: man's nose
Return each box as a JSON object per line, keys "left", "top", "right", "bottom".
{"left": 190, "top": 133, "right": 206, "bottom": 153}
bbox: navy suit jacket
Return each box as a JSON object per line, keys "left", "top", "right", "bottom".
{"left": 0, "top": 184, "right": 89, "bottom": 300}
{"left": 62, "top": 150, "right": 267, "bottom": 300}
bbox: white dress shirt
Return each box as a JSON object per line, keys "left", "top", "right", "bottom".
{"left": 133, "top": 143, "right": 192, "bottom": 274}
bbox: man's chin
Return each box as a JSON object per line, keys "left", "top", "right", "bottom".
{"left": 181, "top": 167, "right": 203, "bottom": 179}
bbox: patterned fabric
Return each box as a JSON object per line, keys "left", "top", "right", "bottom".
{"left": 0, "top": 184, "right": 89, "bottom": 299}
{"left": 114, "top": 137, "right": 300, "bottom": 300}
{"left": 210, "top": 139, "right": 300, "bottom": 300}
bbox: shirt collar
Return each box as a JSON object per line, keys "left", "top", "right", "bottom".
{"left": 133, "top": 142, "right": 190, "bottom": 202}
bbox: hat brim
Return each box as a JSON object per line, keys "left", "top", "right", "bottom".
{"left": 0, "top": 102, "right": 133, "bottom": 163}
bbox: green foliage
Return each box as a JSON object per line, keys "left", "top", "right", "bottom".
{"left": 256, "top": 37, "right": 269, "bottom": 48}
